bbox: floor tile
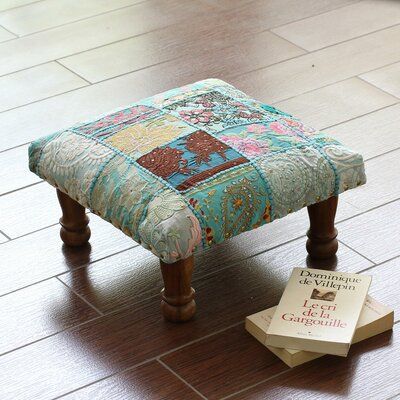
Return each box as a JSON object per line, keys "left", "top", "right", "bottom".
{"left": 0, "top": 0, "right": 144, "bottom": 36}
{"left": 0, "top": 182, "right": 68, "bottom": 238}
{"left": 341, "top": 148, "right": 400, "bottom": 213}
{"left": 0, "top": 231, "right": 8, "bottom": 243}
{"left": 59, "top": 232, "right": 372, "bottom": 314}
{"left": 61, "top": 361, "right": 202, "bottom": 400}
{"left": 338, "top": 200, "right": 400, "bottom": 263}
{"left": 0, "top": 0, "right": 38, "bottom": 12}
{"left": 272, "top": 0, "right": 400, "bottom": 51}
{"left": 0, "top": 213, "right": 135, "bottom": 296}
{"left": 162, "top": 324, "right": 289, "bottom": 400}
{"left": 0, "top": 231, "right": 371, "bottom": 400}
{"left": 0, "top": 0, "right": 216, "bottom": 77}
{"left": 59, "top": 27, "right": 304, "bottom": 83}
{"left": 229, "top": 24, "right": 400, "bottom": 104}
{"left": 162, "top": 259, "right": 399, "bottom": 399}
{"left": 0, "top": 278, "right": 99, "bottom": 355}
{"left": 323, "top": 103, "right": 400, "bottom": 160}
{"left": 0, "top": 25, "right": 15, "bottom": 42}
{"left": 0, "top": 62, "right": 87, "bottom": 113}
{"left": 360, "top": 61, "right": 400, "bottom": 99}
{"left": 274, "top": 78, "right": 398, "bottom": 129}
{"left": 0, "top": 144, "right": 41, "bottom": 195}
{"left": 230, "top": 327, "right": 398, "bottom": 400}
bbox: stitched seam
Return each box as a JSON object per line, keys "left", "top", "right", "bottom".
{"left": 88, "top": 152, "right": 118, "bottom": 207}
{"left": 69, "top": 130, "right": 209, "bottom": 249}
{"left": 136, "top": 186, "right": 169, "bottom": 235}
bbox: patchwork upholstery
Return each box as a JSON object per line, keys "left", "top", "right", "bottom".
{"left": 29, "top": 79, "right": 366, "bottom": 263}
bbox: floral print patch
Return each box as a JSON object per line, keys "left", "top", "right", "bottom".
{"left": 105, "top": 114, "right": 194, "bottom": 159}
{"left": 164, "top": 91, "right": 277, "bottom": 132}
{"left": 216, "top": 121, "right": 308, "bottom": 158}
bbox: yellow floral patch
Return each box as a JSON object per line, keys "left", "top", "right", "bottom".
{"left": 105, "top": 114, "right": 193, "bottom": 158}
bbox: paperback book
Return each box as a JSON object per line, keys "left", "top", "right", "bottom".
{"left": 246, "top": 295, "right": 394, "bottom": 367}
{"left": 264, "top": 268, "right": 371, "bottom": 356}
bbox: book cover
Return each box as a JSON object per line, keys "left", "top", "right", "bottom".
{"left": 246, "top": 295, "right": 394, "bottom": 367}
{"left": 264, "top": 267, "right": 371, "bottom": 356}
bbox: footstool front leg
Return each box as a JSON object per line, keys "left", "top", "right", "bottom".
{"left": 306, "top": 196, "right": 338, "bottom": 259}
{"left": 56, "top": 189, "right": 91, "bottom": 247}
{"left": 160, "top": 255, "right": 196, "bottom": 322}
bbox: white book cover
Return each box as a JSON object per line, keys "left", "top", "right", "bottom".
{"left": 246, "top": 295, "right": 394, "bottom": 367}
{"left": 265, "top": 268, "right": 371, "bottom": 356}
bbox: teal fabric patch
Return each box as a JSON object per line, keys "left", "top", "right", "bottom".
{"left": 183, "top": 164, "right": 272, "bottom": 245}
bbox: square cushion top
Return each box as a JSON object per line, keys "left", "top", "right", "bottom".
{"left": 29, "top": 79, "right": 366, "bottom": 263}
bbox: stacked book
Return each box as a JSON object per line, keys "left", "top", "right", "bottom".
{"left": 246, "top": 267, "right": 394, "bottom": 367}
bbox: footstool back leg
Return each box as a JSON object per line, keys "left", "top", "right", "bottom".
{"left": 306, "top": 196, "right": 338, "bottom": 259}
{"left": 56, "top": 189, "right": 91, "bottom": 247}
{"left": 160, "top": 255, "right": 196, "bottom": 322}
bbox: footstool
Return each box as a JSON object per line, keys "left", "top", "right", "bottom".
{"left": 28, "top": 79, "right": 366, "bottom": 322}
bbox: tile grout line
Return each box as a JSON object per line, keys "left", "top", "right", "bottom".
{"left": 354, "top": 75, "right": 400, "bottom": 100}
{"left": 270, "top": 19, "right": 400, "bottom": 55}
{"left": 0, "top": 23, "right": 18, "bottom": 38}
{"left": 0, "top": 141, "right": 32, "bottom": 153}
{"left": 0, "top": 251, "right": 397, "bottom": 394}
{"left": 358, "top": 74, "right": 400, "bottom": 100}
{"left": 157, "top": 359, "right": 208, "bottom": 400}
{"left": 0, "top": 244, "right": 137, "bottom": 299}
{"left": 56, "top": 276, "right": 104, "bottom": 316}
{"left": 0, "top": 22, "right": 400, "bottom": 123}
{"left": 363, "top": 146, "right": 400, "bottom": 163}
{"left": 0, "top": 0, "right": 45, "bottom": 13}
{"left": 230, "top": 22, "right": 400, "bottom": 82}
{"left": 50, "top": 358, "right": 157, "bottom": 400}
{"left": 54, "top": 60, "right": 92, "bottom": 85}
{"left": 0, "top": 0, "right": 362, "bottom": 48}
{"left": 220, "top": 368, "right": 292, "bottom": 400}
{"left": 320, "top": 101, "right": 400, "bottom": 131}
{"left": 270, "top": 78, "right": 399, "bottom": 108}
{"left": 49, "top": 322, "right": 244, "bottom": 400}
{"left": 0, "top": 80, "right": 89, "bottom": 115}
{"left": 0, "top": 229, "right": 11, "bottom": 241}
{"left": 0, "top": 311, "right": 104, "bottom": 359}
{"left": 0, "top": 25, "right": 169, "bottom": 81}
{"left": 0, "top": 196, "right": 399, "bottom": 301}
{"left": 222, "top": 321, "right": 400, "bottom": 400}
{"left": 2, "top": 0, "right": 152, "bottom": 40}
{"left": 0, "top": 2, "right": 394, "bottom": 90}
{"left": 0, "top": 180, "right": 43, "bottom": 197}
{"left": 337, "top": 239, "right": 377, "bottom": 265}
{"left": 266, "top": 0, "right": 364, "bottom": 32}
{"left": 357, "top": 254, "right": 400, "bottom": 275}
{"left": 2, "top": 250, "right": 394, "bottom": 378}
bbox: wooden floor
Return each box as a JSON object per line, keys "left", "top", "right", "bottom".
{"left": 0, "top": 0, "right": 399, "bottom": 398}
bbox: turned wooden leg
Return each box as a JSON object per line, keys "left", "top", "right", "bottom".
{"left": 56, "top": 189, "right": 91, "bottom": 247}
{"left": 306, "top": 196, "right": 338, "bottom": 259}
{"left": 160, "top": 255, "right": 196, "bottom": 322}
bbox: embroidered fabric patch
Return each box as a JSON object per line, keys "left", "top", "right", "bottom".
{"left": 184, "top": 165, "right": 271, "bottom": 245}
{"left": 71, "top": 105, "right": 161, "bottom": 139}
{"left": 105, "top": 114, "right": 194, "bottom": 159}
{"left": 28, "top": 78, "right": 366, "bottom": 263}
{"left": 164, "top": 91, "right": 277, "bottom": 132}
{"left": 136, "top": 130, "right": 249, "bottom": 191}
{"left": 216, "top": 121, "right": 308, "bottom": 158}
